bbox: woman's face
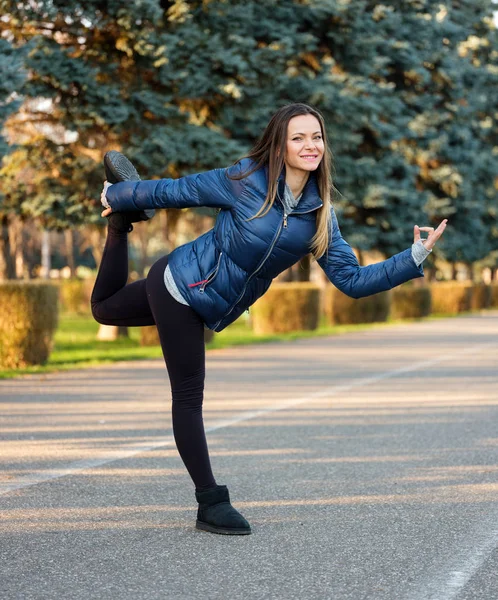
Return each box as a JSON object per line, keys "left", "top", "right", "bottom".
{"left": 284, "top": 114, "right": 324, "bottom": 173}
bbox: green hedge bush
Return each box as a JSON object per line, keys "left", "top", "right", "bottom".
{"left": 59, "top": 278, "right": 95, "bottom": 314}
{"left": 251, "top": 282, "right": 321, "bottom": 334}
{"left": 324, "top": 287, "right": 391, "bottom": 325}
{"left": 391, "top": 286, "right": 432, "bottom": 320}
{"left": 0, "top": 281, "right": 59, "bottom": 368}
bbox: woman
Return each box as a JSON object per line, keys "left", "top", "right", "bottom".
{"left": 93, "top": 103, "right": 447, "bottom": 535}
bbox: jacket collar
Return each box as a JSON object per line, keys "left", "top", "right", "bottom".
{"left": 276, "top": 167, "right": 323, "bottom": 213}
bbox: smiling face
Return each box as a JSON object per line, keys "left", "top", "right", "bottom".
{"left": 284, "top": 114, "right": 324, "bottom": 174}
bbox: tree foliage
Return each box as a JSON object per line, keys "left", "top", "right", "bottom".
{"left": 0, "top": 0, "right": 497, "bottom": 266}
{"left": 0, "top": 37, "right": 25, "bottom": 159}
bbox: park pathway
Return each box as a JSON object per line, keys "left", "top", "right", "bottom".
{"left": 1, "top": 312, "right": 497, "bottom": 600}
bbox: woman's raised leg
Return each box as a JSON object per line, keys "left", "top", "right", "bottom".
{"left": 91, "top": 217, "right": 155, "bottom": 327}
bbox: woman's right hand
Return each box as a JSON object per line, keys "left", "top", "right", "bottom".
{"left": 100, "top": 181, "right": 113, "bottom": 217}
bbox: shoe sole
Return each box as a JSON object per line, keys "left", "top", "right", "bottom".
{"left": 196, "top": 520, "right": 252, "bottom": 535}
{"left": 104, "top": 151, "right": 154, "bottom": 220}
{"left": 104, "top": 151, "right": 141, "bottom": 183}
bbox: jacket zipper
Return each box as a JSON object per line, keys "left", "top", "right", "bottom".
{"left": 200, "top": 251, "right": 223, "bottom": 293}
{"left": 212, "top": 216, "right": 285, "bottom": 329}
{"left": 212, "top": 201, "right": 323, "bottom": 329}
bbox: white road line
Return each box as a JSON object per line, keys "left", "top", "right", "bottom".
{"left": 1, "top": 340, "right": 495, "bottom": 497}
{"left": 406, "top": 523, "right": 498, "bottom": 600}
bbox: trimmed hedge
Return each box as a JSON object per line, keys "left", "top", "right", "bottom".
{"left": 470, "top": 284, "right": 492, "bottom": 310}
{"left": 490, "top": 284, "right": 498, "bottom": 308}
{"left": 324, "top": 287, "right": 390, "bottom": 325}
{"left": 251, "top": 282, "right": 321, "bottom": 334}
{"left": 141, "top": 325, "right": 214, "bottom": 346}
{"left": 0, "top": 281, "right": 59, "bottom": 368}
{"left": 391, "top": 286, "right": 432, "bottom": 320}
{"left": 59, "top": 278, "right": 95, "bottom": 314}
{"left": 430, "top": 282, "right": 474, "bottom": 314}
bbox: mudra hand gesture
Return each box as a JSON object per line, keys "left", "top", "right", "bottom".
{"left": 414, "top": 219, "right": 448, "bottom": 251}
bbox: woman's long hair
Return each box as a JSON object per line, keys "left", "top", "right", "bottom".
{"left": 231, "top": 103, "right": 334, "bottom": 260}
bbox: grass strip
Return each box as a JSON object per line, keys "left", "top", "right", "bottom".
{"left": 1, "top": 308, "right": 481, "bottom": 380}
{"left": 0, "top": 312, "right": 423, "bottom": 379}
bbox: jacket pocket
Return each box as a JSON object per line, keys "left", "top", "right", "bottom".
{"left": 187, "top": 252, "right": 224, "bottom": 293}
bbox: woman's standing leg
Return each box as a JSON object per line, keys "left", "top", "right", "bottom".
{"left": 146, "top": 255, "right": 216, "bottom": 490}
{"left": 92, "top": 220, "right": 250, "bottom": 533}
{"left": 146, "top": 255, "right": 251, "bottom": 534}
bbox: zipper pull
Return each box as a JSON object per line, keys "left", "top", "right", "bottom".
{"left": 283, "top": 214, "right": 288, "bottom": 228}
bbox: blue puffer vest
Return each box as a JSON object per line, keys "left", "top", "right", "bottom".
{"left": 105, "top": 158, "right": 423, "bottom": 331}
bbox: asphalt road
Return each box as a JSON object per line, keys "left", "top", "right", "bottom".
{"left": 1, "top": 312, "right": 497, "bottom": 600}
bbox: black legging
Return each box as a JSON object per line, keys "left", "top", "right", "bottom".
{"left": 91, "top": 226, "right": 216, "bottom": 491}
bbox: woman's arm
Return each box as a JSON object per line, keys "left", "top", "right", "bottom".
{"left": 318, "top": 211, "right": 447, "bottom": 298}
{"left": 104, "top": 162, "right": 245, "bottom": 213}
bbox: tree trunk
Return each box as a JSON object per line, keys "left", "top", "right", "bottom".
{"left": 64, "top": 229, "right": 76, "bottom": 278}
{"left": 295, "top": 254, "right": 311, "bottom": 281}
{"left": 165, "top": 208, "right": 182, "bottom": 250}
{"left": 467, "top": 262, "right": 474, "bottom": 282}
{"left": 13, "top": 219, "right": 25, "bottom": 279}
{"left": 357, "top": 248, "right": 364, "bottom": 267}
{"left": 160, "top": 209, "right": 169, "bottom": 246}
{"left": 279, "top": 267, "right": 293, "bottom": 282}
{"left": 426, "top": 267, "right": 436, "bottom": 283}
{"left": 0, "top": 215, "right": 16, "bottom": 280}
{"left": 88, "top": 227, "right": 105, "bottom": 266}
{"left": 279, "top": 255, "right": 312, "bottom": 282}
{"left": 23, "top": 220, "right": 39, "bottom": 279}
{"left": 136, "top": 222, "right": 149, "bottom": 278}
{"left": 41, "top": 229, "right": 51, "bottom": 279}
{"left": 451, "top": 263, "right": 458, "bottom": 281}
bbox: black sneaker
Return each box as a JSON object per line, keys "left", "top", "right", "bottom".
{"left": 103, "top": 151, "right": 155, "bottom": 222}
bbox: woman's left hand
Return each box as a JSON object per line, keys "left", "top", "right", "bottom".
{"left": 101, "top": 207, "right": 112, "bottom": 217}
{"left": 414, "top": 219, "right": 448, "bottom": 251}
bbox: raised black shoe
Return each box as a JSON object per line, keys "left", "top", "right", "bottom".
{"left": 103, "top": 150, "right": 155, "bottom": 223}
{"left": 195, "top": 485, "right": 251, "bottom": 535}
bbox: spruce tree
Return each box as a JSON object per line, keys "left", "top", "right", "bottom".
{"left": 296, "top": 0, "right": 498, "bottom": 263}
{"left": 1, "top": 0, "right": 496, "bottom": 274}
{"left": 0, "top": 37, "right": 26, "bottom": 278}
